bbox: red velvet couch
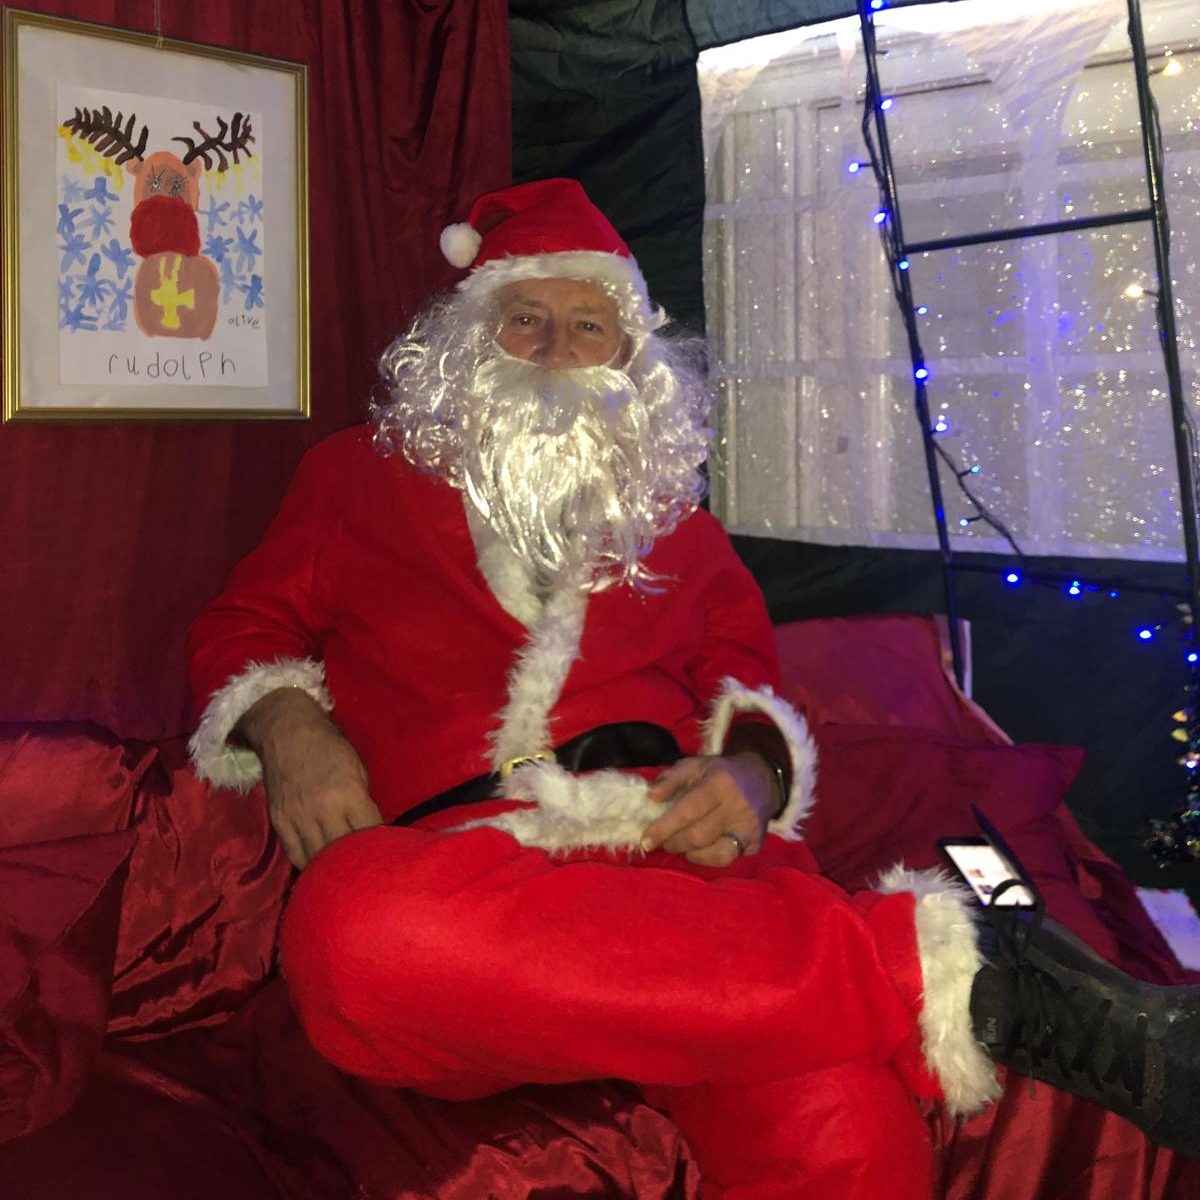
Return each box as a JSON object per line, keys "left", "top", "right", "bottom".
{"left": 2, "top": 614, "right": 1197, "bottom": 1199}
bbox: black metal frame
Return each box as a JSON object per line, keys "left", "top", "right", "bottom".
{"left": 856, "top": 0, "right": 1199, "bottom": 688}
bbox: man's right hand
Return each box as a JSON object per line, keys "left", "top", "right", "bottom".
{"left": 237, "top": 689, "right": 383, "bottom": 869}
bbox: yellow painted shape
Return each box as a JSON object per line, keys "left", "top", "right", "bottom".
{"left": 59, "top": 130, "right": 86, "bottom": 165}
{"left": 57, "top": 130, "right": 129, "bottom": 187}
{"left": 149, "top": 255, "right": 196, "bottom": 331}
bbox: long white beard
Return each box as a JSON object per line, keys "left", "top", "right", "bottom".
{"left": 457, "top": 354, "right": 660, "bottom": 590}
{"left": 373, "top": 297, "right": 711, "bottom": 591}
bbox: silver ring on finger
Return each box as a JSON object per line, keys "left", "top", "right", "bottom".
{"left": 721, "top": 831, "right": 746, "bottom": 857}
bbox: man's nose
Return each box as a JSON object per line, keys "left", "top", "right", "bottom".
{"left": 536, "top": 321, "right": 575, "bottom": 369}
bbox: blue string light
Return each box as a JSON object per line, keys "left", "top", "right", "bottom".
{"left": 880, "top": 97, "right": 895, "bottom": 111}
{"left": 847, "top": 161, "right": 863, "bottom": 175}
{"left": 916, "top": 305, "right": 929, "bottom": 315}
{"left": 869, "top": 0, "right": 886, "bottom": 9}
{"left": 1189, "top": 652, "right": 1199, "bottom": 664}
{"left": 873, "top": 210, "right": 888, "bottom": 225}
{"left": 898, "top": 259, "right": 910, "bottom": 271}
{"left": 932, "top": 416, "right": 949, "bottom": 433}
{"left": 914, "top": 366, "right": 929, "bottom": 381}
{"left": 988, "top": 572, "right": 1180, "bottom": 649}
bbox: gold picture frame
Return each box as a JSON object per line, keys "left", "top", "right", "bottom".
{"left": 2, "top": 8, "right": 308, "bottom": 420}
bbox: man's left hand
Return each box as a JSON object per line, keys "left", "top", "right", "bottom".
{"left": 641, "top": 753, "right": 778, "bottom": 866}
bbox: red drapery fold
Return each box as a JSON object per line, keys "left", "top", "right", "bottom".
{"left": 0, "top": 0, "right": 511, "bottom": 737}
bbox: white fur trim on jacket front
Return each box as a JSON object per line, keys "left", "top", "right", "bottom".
{"left": 188, "top": 657, "right": 332, "bottom": 791}
{"left": 468, "top": 513, "right": 542, "bottom": 628}
{"left": 876, "top": 864, "right": 1000, "bottom": 1117}
{"left": 488, "top": 585, "right": 588, "bottom": 770}
{"left": 454, "top": 759, "right": 659, "bottom": 853}
{"left": 701, "top": 678, "right": 818, "bottom": 840}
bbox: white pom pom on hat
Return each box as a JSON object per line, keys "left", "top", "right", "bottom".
{"left": 439, "top": 222, "right": 482, "bottom": 270}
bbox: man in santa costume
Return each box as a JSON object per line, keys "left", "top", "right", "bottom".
{"left": 187, "top": 178, "right": 1200, "bottom": 1197}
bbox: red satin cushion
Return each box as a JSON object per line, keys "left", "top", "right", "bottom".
{"left": 0, "top": 1062, "right": 285, "bottom": 1200}
{"left": 107, "top": 741, "right": 292, "bottom": 1037}
{"left": 0, "top": 724, "right": 291, "bottom": 1039}
{"left": 802, "top": 724, "right": 1184, "bottom": 978}
{"left": 774, "top": 614, "right": 1004, "bottom": 743}
{"left": 0, "top": 723, "right": 156, "bottom": 848}
{"left": 0, "top": 830, "right": 135, "bottom": 1143}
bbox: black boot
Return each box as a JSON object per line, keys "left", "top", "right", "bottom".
{"left": 970, "top": 882, "right": 1200, "bottom": 1158}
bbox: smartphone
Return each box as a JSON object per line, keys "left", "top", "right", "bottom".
{"left": 939, "top": 837, "right": 1036, "bottom": 907}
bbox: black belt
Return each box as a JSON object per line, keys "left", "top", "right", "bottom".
{"left": 391, "top": 720, "right": 681, "bottom": 827}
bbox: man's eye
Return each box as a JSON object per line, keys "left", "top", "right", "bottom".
{"left": 511, "top": 314, "right": 537, "bottom": 327}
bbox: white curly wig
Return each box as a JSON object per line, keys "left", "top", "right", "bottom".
{"left": 372, "top": 254, "right": 712, "bottom": 592}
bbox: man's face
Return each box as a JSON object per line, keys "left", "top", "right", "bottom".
{"left": 493, "top": 277, "right": 627, "bottom": 369}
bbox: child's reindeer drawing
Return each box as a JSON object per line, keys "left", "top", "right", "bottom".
{"left": 60, "top": 106, "right": 255, "bottom": 339}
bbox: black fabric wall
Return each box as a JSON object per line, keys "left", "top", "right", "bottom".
{"left": 509, "top": 0, "right": 1197, "bottom": 900}
{"left": 510, "top": 0, "right": 706, "bottom": 333}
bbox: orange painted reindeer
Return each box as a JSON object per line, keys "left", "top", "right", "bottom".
{"left": 61, "top": 106, "right": 255, "bottom": 339}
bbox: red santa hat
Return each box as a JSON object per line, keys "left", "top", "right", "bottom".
{"left": 440, "top": 178, "right": 653, "bottom": 316}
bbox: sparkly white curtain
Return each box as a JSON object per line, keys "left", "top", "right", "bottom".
{"left": 701, "top": 0, "right": 1200, "bottom": 562}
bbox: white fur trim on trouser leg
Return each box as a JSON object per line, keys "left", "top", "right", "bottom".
{"left": 701, "top": 678, "right": 817, "bottom": 840}
{"left": 876, "top": 864, "right": 1000, "bottom": 1117}
{"left": 452, "top": 759, "right": 659, "bottom": 853}
{"left": 188, "top": 657, "right": 332, "bottom": 791}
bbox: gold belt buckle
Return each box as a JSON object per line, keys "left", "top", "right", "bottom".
{"left": 498, "top": 749, "right": 556, "bottom": 780}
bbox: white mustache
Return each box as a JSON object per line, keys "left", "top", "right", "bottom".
{"left": 473, "top": 352, "right": 635, "bottom": 435}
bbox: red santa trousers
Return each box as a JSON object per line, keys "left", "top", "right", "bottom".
{"left": 281, "top": 819, "right": 967, "bottom": 1200}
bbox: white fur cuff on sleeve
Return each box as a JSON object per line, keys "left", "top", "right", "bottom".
{"left": 188, "top": 657, "right": 332, "bottom": 791}
{"left": 876, "top": 864, "right": 1000, "bottom": 1117}
{"left": 701, "top": 678, "right": 817, "bottom": 840}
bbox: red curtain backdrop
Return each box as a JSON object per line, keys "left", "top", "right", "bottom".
{"left": 0, "top": 0, "right": 511, "bottom": 738}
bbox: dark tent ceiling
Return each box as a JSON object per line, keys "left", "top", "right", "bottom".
{"left": 686, "top": 0, "right": 956, "bottom": 49}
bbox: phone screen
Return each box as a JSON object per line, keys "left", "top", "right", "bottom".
{"left": 940, "top": 840, "right": 1036, "bottom": 907}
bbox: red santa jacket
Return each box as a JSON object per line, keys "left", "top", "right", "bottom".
{"left": 186, "top": 426, "right": 814, "bottom": 829}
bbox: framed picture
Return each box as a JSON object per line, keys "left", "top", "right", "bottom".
{"left": 2, "top": 8, "right": 308, "bottom": 420}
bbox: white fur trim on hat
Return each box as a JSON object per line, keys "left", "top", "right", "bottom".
{"left": 701, "top": 678, "right": 818, "bottom": 840}
{"left": 876, "top": 864, "right": 1000, "bottom": 1117}
{"left": 440, "top": 222, "right": 483, "bottom": 270}
{"left": 458, "top": 250, "right": 653, "bottom": 310}
{"left": 188, "top": 656, "right": 332, "bottom": 791}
